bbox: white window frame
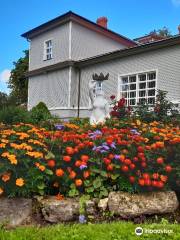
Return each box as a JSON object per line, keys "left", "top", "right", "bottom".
{"left": 43, "top": 39, "right": 53, "bottom": 61}
{"left": 118, "top": 69, "right": 158, "bottom": 106}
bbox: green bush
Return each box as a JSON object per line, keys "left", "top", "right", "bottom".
{"left": 30, "top": 102, "right": 51, "bottom": 124}
{"left": 0, "top": 106, "right": 30, "bottom": 124}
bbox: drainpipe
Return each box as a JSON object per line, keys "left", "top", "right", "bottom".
{"left": 77, "top": 67, "right": 81, "bottom": 118}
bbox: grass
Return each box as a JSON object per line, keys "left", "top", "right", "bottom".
{"left": 0, "top": 222, "right": 179, "bottom": 240}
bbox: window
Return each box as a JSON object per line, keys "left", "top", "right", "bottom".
{"left": 44, "top": 40, "right": 52, "bottom": 60}
{"left": 119, "top": 71, "right": 157, "bottom": 106}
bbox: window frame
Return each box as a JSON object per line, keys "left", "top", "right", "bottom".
{"left": 43, "top": 39, "right": 53, "bottom": 61}
{"left": 118, "top": 69, "right": 158, "bottom": 106}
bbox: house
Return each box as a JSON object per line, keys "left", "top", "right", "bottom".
{"left": 22, "top": 11, "right": 180, "bottom": 118}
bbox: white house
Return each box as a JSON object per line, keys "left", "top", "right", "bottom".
{"left": 22, "top": 11, "right": 180, "bottom": 118}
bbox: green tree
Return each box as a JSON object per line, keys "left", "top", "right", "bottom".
{"left": 0, "top": 91, "right": 8, "bottom": 108}
{"left": 8, "top": 50, "right": 29, "bottom": 105}
{"left": 150, "top": 26, "right": 172, "bottom": 37}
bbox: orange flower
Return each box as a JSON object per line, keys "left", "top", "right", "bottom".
{"left": 0, "top": 187, "right": 4, "bottom": 195}
{"left": 56, "top": 168, "right": 64, "bottom": 177}
{"left": 83, "top": 171, "right": 90, "bottom": 179}
{"left": 47, "top": 160, "right": 55, "bottom": 168}
{"left": 56, "top": 193, "right": 64, "bottom": 200}
{"left": 63, "top": 156, "right": 71, "bottom": 162}
{"left": 69, "top": 171, "right": 76, "bottom": 179}
{"left": 16, "top": 178, "right": 25, "bottom": 187}
{"left": 2, "top": 173, "right": 11, "bottom": 182}
{"left": 39, "top": 165, "right": 46, "bottom": 171}
{"left": 75, "top": 179, "right": 83, "bottom": 187}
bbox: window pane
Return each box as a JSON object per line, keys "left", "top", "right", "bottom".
{"left": 148, "top": 72, "right": 156, "bottom": 80}
{"left": 139, "top": 74, "right": 146, "bottom": 81}
{"left": 139, "top": 98, "right": 146, "bottom": 104}
{"left": 148, "top": 89, "right": 155, "bottom": 96}
{"left": 130, "top": 99, "right": 136, "bottom": 105}
{"left": 148, "top": 81, "right": 156, "bottom": 88}
{"left": 129, "top": 75, "right": 136, "bottom": 82}
{"left": 139, "top": 91, "right": 146, "bottom": 97}
{"left": 130, "top": 91, "right": 136, "bottom": 98}
{"left": 130, "top": 84, "right": 136, "bottom": 90}
{"left": 122, "top": 92, "right": 127, "bottom": 98}
{"left": 148, "top": 98, "right": 155, "bottom": 104}
{"left": 139, "top": 82, "right": 146, "bottom": 89}
{"left": 122, "top": 77, "right": 128, "bottom": 84}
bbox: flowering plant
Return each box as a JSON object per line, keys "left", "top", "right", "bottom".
{"left": 110, "top": 96, "right": 131, "bottom": 119}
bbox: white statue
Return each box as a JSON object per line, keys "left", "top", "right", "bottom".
{"left": 89, "top": 79, "right": 110, "bottom": 125}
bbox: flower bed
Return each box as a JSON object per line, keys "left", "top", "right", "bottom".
{"left": 0, "top": 119, "right": 179, "bottom": 198}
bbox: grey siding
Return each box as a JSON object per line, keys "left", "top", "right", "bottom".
{"left": 79, "top": 45, "right": 180, "bottom": 108}
{"left": 71, "top": 22, "right": 126, "bottom": 60}
{"left": 29, "top": 23, "right": 69, "bottom": 71}
{"left": 70, "top": 67, "right": 79, "bottom": 108}
{"left": 28, "top": 68, "right": 69, "bottom": 110}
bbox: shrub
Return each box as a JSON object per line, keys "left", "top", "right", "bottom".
{"left": 0, "top": 106, "right": 30, "bottom": 124}
{"left": 0, "top": 123, "right": 52, "bottom": 197}
{"left": 30, "top": 102, "right": 51, "bottom": 124}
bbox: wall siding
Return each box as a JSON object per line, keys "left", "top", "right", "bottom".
{"left": 71, "top": 22, "right": 126, "bottom": 60}
{"left": 29, "top": 23, "right": 69, "bottom": 71}
{"left": 28, "top": 68, "right": 69, "bottom": 110}
{"left": 79, "top": 45, "right": 180, "bottom": 108}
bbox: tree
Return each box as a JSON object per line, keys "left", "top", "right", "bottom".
{"left": 8, "top": 50, "right": 29, "bottom": 105}
{"left": 0, "top": 91, "right": 8, "bottom": 108}
{"left": 150, "top": 26, "right": 173, "bottom": 38}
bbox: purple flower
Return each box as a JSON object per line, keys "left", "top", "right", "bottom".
{"left": 55, "top": 124, "right": 64, "bottom": 130}
{"left": 130, "top": 129, "right": 140, "bottom": 135}
{"left": 110, "top": 142, "right": 116, "bottom": 149}
{"left": 79, "top": 215, "right": 86, "bottom": 223}
{"left": 114, "top": 155, "right": 120, "bottom": 160}
{"left": 80, "top": 165, "right": 87, "bottom": 170}
{"left": 89, "top": 130, "right": 102, "bottom": 139}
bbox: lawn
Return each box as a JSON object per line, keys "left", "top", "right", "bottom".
{"left": 0, "top": 222, "right": 179, "bottom": 240}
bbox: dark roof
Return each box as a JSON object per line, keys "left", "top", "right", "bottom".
{"left": 26, "top": 34, "right": 180, "bottom": 77}
{"left": 21, "top": 11, "right": 136, "bottom": 47}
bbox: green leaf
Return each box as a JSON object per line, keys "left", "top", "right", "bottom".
{"left": 93, "top": 178, "right": 102, "bottom": 188}
{"left": 37, "top": 183, "right": 46, "bottom": 190}
{"left": 45, "top": 169, "right": 53, "bottom": 175}
{"left": 45, "top": 151, "right": 55, "bottom": 160}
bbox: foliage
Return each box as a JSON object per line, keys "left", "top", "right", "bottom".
{"left": 150, "top": 27, "right": 173, "bottom": 37}
{"left": 0, "top": 119, "right": 179, "bottom": 198}
{"left": 30, "top": 102, "right": 51, "bottom": 124}
{"left": 44, "top": 120, "right": 180, "bottom": 198}
{"left": 0, "top": 222, "right": 179, "bottom": 240}
{"left": 0, "top": 124, "right": 52, "bottom": 197}
{"left": 134, "top": 90, "right": 179, "bottom": 123}
{"left": 8, "top": 50, "right": 29, "bottom": 105}
{"left": 0, "top": 107, "right": 30, "bottom": 124}
{"left": 0, "top": 92, "right": 8, "bottom": 109}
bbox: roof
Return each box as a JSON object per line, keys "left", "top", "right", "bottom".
{"left": 76, "top": 34, "right": 180, "bottom": 67}
{"left": 21, "top": 11, "right": 136, "bottom": 47}
{"left": 26, "top": 34, "right": 180, "bottom": 77}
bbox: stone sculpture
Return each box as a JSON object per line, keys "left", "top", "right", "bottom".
{"left": 89, "top": 73, "right": 110, "bottom": 125}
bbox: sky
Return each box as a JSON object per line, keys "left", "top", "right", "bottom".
{"left": 0, "top": 0, "right": 180, "bottom": 93}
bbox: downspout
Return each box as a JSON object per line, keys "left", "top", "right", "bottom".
{"left": 77, "top": 67, "right": 81, "bottom": 118}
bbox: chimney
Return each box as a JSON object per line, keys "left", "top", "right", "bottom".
{"left": 178, "top": 25, "right": 180, "bottom": 34}
{"left": 96, "top": 17, "right": 108, "bottom": 28}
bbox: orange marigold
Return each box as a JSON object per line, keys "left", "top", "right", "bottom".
{"left": 16, "top": 178, "right": 25, "bottom": 187}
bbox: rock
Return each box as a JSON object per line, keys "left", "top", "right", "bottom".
{"left": 39, "top": 196, "right": 79, "bottom": 223}
{"left": 108, "top": 191, "right": 179, "bottom": 218}
{"left": 98, "top": 198, "right": 108, "bottom": 211}
{"left": 0, "top": 198, "right": 32, "bottom": 226}
{"left": 85, "top": 200, "right": 96, "bottom": 215}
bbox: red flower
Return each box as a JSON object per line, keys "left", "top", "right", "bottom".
{"left": 110, "top": 95, "right": 116, "bottom": 100}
